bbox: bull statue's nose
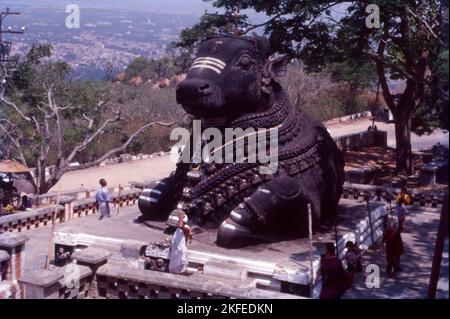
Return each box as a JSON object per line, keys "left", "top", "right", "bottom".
{"left": 199, "top": 83, "right": 211, "bottom": 96}
{"left": 176, "top": 79, "right": 214, "bottom": 105}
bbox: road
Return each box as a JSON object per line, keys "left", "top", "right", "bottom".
{"left": 51, "top": 118, "right": 448, "bottom": 192}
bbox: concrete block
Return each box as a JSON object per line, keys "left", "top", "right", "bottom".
{"left": 73, "top": 247, "right": 111, "bottom": 268}
{"left": 347, "top": 166, "right": 378, "bottom": 184}
{"left": 419, "top": 161, "right": 449, "bottom": 185}
{"left": 19, "top": 269, "right": 64, "bottom": 299}
{"left": 0, "top": 233, "right": 29, "bottom": 249}
{"left": 203, "top": 261, "right": 247, "bottom": 281}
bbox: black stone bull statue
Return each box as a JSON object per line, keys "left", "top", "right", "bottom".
{"left": 138, "top": 35, "right": 345, "bottom": 248}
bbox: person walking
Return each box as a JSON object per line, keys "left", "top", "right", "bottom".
{"left": 168, "top": 212, "right": 192, "bottom": 275}
{"left": 396, "top": 187, "right": 411, "bottom": 205}
{"left": 319, "top": 243, "right": 348, "bottom": 299}
{"left": 396, "top": 197, "right": 409, "bottom": 232}
{"left": 344, "top": 241, "right": 362, "bottom": 289}
{"left": 95, "top": 178, "right": 111, "bottom": 220}
{"left": 382, "top": 222, "right": 404, "bottom": 278}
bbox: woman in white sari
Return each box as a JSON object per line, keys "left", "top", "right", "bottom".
{"left": 169, "top": 213, "right": 191, "bottom": 274}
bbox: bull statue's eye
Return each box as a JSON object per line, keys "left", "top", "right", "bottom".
{"left": 238, "top": 55, "right": 253, "bottom": 69}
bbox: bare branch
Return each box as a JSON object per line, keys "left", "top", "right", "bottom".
{"left": 244, "top": 13, "right": 284, "bottom": 34}
{"left": 0, "top": 88, "right": 32, "bottom": 122}
{"left": 66, "top": 120, "right": 177, "bottom": 171}
{"left": 65, "top": 111, "right": 122, "bottom": 163}
{"left": 406, "top": 7, "right": 439, "bottom": 40}
{"left": 0, "top": 121, "right": 27, "bottom": 165}
{"left": 82, "top": 114, "right": 94, "bottom": 129}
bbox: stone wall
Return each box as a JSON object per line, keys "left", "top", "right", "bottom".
{"left": 334, "top": 129, "right": 387, "bottom": 153}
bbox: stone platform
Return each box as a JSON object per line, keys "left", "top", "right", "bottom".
{"left": 46, "top": 198, "right": 387, "bottom": 298}
{"left": 6, "top": 195, "right": 446, "bottom": 299}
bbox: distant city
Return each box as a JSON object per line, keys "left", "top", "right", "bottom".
{"left": 1, "top": 1, "right": 265, "bottom": 80}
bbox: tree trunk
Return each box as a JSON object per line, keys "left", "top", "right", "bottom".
{"left": 394, "top": 111, "right": 414, "bottom": 175}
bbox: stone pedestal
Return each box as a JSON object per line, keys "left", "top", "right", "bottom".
{"left": 418, "top": 161, "right": 449, "bottom": 186}
{"left": 19, "top": 269, "right": 64, "bottom": 299}
{"left": 0, "top": 233, "right": 29, "bottom": 281}
{"left": 73, "top": 247, "right": 111, "bottom": 272}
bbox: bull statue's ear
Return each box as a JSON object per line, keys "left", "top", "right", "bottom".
{"left": 267, "top": 55, "right": 289, "bottom": 82}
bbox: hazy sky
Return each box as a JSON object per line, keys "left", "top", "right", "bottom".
{"left": 3, "top": 0, "right": 221, "bottom": 15}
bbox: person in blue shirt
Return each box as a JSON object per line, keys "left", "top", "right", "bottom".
{"left": 95, "top": 178, "right": 111, "bottom": 220}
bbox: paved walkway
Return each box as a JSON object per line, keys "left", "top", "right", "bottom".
{"left": 343, "top": 208, "right": 449, "bottom": 299}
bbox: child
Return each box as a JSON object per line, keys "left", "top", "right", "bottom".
{"left": 396, "top": 197, "right": 408, "bottom": 232}
{"left": 344, "top": 241, "right": 362, "bottom": 289}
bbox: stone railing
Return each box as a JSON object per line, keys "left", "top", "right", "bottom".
{"left": 0, "top": 206, "right": 64, "bottom": 234}
{"left": 19, "top": 246, "right": 110, "bottom": 299}
{"left": 29, "top": 184, "right": 136, "bottom": 207}
{"left": 324, "top": 111, "right": 372, "bottom": 126}
{"left": 342, "top": 182, "right": 446, "bottom": 208}
{"left": 95, "top": 263, "right": 301, "bottom": 299}
{"left": 0, "top": 189, "right": 142, "bottom": 235}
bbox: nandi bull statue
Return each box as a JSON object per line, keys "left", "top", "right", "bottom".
{"left": 138, "top": 35, "right": 345, "bottom": 248}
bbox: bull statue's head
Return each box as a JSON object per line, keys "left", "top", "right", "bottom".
{"left": 176, "top": 35, "right": 288, "bottom": 119}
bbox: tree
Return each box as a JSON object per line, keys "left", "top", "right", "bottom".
{"left": 179, "top": 0, "right": 447, "bottom": 174}
{"left": 0, "top": 44, "right": 178, "bottom": 194}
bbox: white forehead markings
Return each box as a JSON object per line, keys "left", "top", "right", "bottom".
{"left": 189, "top": 57, "right": 226, "bottom": 74}
{"left": 192, "top": 58, "right": 225, "bottom": 69}
{"left": 195, "top": 57, "right": 226, "bottom": 67}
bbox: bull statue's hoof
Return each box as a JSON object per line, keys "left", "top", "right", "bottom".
{"left": 216, "top": 218, "right": 254, "bottom": 248}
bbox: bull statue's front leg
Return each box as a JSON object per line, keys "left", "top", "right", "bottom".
{"left": 138, "top": 178, "right": 174, "bottom": 220}
{"left": 217, "top": 175, "right": 306, "bottom": 248}
{"left": 138, "top": 165, "right": 186, "bottom": 221}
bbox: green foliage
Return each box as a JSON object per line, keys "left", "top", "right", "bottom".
{"left": 125, "top": 56, "right": 152, "bottom": 80}
{"left": 413, "top": 50, "right": 449, "bottom": 135}
{"left": 328, "top": 61, "right": 378, "bottom": 91}
{"left": 179, "top": 0, "right": 447, "bottom": 142}
{"left": 124, "top": 55, "right": 190, "bottom": 81}
{"left": 172, "top": 11, "right": 237, "bottom": 56}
